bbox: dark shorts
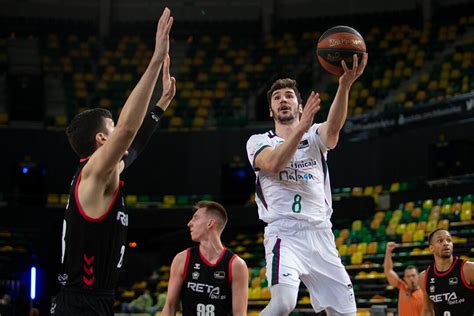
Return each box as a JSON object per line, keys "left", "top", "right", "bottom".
{"left": 51, "top": 287, "right": 114, "bottom": 316}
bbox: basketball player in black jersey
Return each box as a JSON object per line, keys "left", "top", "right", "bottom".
{"left": 51, "top": 8, "right": 175, "bottom": 316}
{"left": 161, "top": 201, "right": 248, "bottom": 316}
{"left": 418, "top": 228, "right": 474, "bottom": 315}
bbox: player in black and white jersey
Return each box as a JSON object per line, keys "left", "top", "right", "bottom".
{"left": 51, "top": 8, "right": 175, "bottom": 316}
{"left": 246, "top": 53, "right": 368, "bottom": 316}
{"left": 418, "top": 228, "right": 474, "bottom": 316}
{"left": 161, "top": 201, "right": 248, "bottom": 316}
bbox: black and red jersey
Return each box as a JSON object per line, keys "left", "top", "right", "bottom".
{"left": 58, "top": 158, "right": 128, "bottom": 291}
{"left": 424, "top": 256, "right": 474, "bottom": 316}
{"left": 181, "top": 246, "right": 236, "bottom": 316}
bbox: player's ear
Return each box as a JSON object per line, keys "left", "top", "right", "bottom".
{"left": 269, "top": 108, "right": 273, "bottom": 117}
{"left": 208, "top": 218, "right": 215, "bottom": 229}
{"left": 96, "top": 132, "right": 107, "bottom": 146}
{"left": 299, "top": 104, "right": 303, "bottom": 113}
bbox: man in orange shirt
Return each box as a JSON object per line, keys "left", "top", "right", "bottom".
{"left": 384, "top": 241, "right": 423, "bottom": 316}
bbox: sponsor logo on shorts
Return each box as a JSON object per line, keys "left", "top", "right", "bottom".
{"left": 282, "top": 273, "right": 291, "bottom": 277}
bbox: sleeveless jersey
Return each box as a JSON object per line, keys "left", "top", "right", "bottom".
{"left": 246, "top": 123, "right": 332, "bottom": 227}
{"left": 424, "top": 256, "right": 474, "bottom": 316}
{"left": 58, "top": 158, "right": 128, "bottom": 291}
{"left": 181, "top": 246, "right": 235, "bottom": 316}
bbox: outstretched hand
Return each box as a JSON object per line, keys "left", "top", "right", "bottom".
{"left": 298, "top": 91, "right": 321, "bottom": 133}
{"left": 339, "top": 53, "right": 368, "bottom": 89}
{"left": 153, "top": 7, "right": 174, "bottom": 63}
{"left": 157, "top": 54, "right": 176, "bottom": 111}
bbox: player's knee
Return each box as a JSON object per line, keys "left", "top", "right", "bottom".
{"left": 269, "top": 286, "right": 298, "bottom": 314}
{"left": 325, "top": 307, "right": 356, "bottom": 316}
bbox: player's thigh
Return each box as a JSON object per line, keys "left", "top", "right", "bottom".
{"left": 301, "top": 230, "right": 356, "bottom": 313}
{"left": 264, "top": 235, "right": 302, "bottom": 288}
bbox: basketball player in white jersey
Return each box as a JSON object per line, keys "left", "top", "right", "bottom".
{"left": 246, "top": 53, "right": 368, "bottom": 316}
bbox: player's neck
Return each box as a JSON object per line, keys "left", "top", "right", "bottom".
{"left": 435, "top": 256, "right": 454, "bottom": 272}
{"left": 199, "top": 238, "right": 224, "bottom": 263}
{"left": 275, "top": 120, "right": 300, "bottom": 139}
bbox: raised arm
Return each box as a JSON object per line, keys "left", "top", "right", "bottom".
{"left": 383, "top": 241, "right": 402, "bottom": 287}
{"left": 161, "top": 250, "right": 186, "bottom": 316}
{"left": 123, "top": 54, "right": 176, "bottom": 169}
{"left": 418, "top": 271, "right": 434, "bottom": 316}
{"left": 255, "top": 92, "right": 320, "bottom": 173}
{"left": 231, "top": 256, "right": 249, "bottom": 316}
{"left": 318, "top": 53, "right": 368, "bottom": 149}
{"left": 84, "top": 8, "right": 173, "bottom": 179}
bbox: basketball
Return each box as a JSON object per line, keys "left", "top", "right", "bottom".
{"left": 317, "top": 26, "right": 366, "bottom": 75}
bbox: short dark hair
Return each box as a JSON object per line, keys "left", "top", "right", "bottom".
{"left": 194, "top": 200, "right": 228, "bottom": 232}
{"left": 266, "top": 78, "right": 302, "bottom": 108}
{"left": 405, "top": 265, "right": 419, "bottom": 273}
{"left": 428, "top": 228, "right": 450, "bottom": 245}
{"left": 66, "top": 108, "right": 112, "bottom": 158}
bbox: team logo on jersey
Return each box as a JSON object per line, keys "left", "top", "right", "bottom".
{"left": 430, "top": 278, "right": 435, "bottom": 284}
{"left": 449, "top": 277, "right": 458, "bottom": 285}
{"left": 194, "top": 263, "right": 201, "bottom": 270}
{"left": 298, "top": 139, "right": 309, "bottom": 149}
{"left": 192, "top": 272, "right": 200, "bottom": 280}
{"left": 117, "top": 211, "right": 128, "bottom": 226}
{"left": 214, "top": 271, "right": 225, "bottom": 280}
{"left": 430, "top": 285, "right": 435, "bottom": 293}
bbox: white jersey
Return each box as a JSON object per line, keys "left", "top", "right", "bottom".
{"left": 246, "top": 123, "right": 333, "bottom": 228}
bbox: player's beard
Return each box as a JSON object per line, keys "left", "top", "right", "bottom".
{"left": 271, "top": 107, "right": 299, "bottom": 125}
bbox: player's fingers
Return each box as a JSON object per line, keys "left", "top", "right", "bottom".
{"left": 357, "top": 53, "right": 368, "bottom": 75}
{"left": 341, "top": 59, "right": 349, "bottom": 73}
{"left": 163, "top": 54, "right": 170, "bottom": 77}
{"left": 352, "top": 54, "right": 358, "bottom": 71}
{"left": 158, "top": 7, "right": 170, "bottom": 29}
{"left": 166, "top": 16, "right": 174, "bottom": 34}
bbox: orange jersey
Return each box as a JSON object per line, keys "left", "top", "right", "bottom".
{"left": 397, "top": 281, "right": 423, "bottom": 316}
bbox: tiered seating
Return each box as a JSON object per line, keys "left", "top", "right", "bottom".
{"left": 164, "top": 34, "right": 250, "bottom": 129}
{"left": 391, "top": 15, "right": 474, "bottom": 108}
{"left": 41, "top": 33, "right": 99, "bottom": 126}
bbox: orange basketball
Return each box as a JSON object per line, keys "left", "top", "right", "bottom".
{"left": 316, "top": 26, "right": 366, "bottom": 75}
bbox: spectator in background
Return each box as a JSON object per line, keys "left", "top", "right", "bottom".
{"left": 384, "top": 241, "right": 423, "bottom": 316}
